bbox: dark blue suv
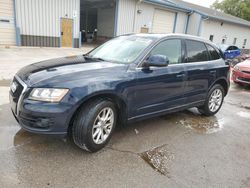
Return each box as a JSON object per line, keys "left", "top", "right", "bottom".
{"left": 10, "top": 34, "right": 230, "bottom": 152}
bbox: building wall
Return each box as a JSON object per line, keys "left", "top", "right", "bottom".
{"left": 0, "top": 0, "right": 16, "bottom": 46}
{"left": 116, "top": 0, "right": 136, "bottom": 36}
{"left": 116, "top": 0, "right": 187, "bottom": 35}
{"left": 175, "top": 11, "right": 187, "bottom": 33}
{"left": 134, "top": 2, "right": 154, "bottom": 33}
{"left": 186, "top": 12, "right": 201, "bottom": 35}
{"left": 97, "top": 7, "right": 115, "bottom": 38}
{"left": 201, "top": 19, "right": 250, "bottom": 49}
{"left": 15, "top": 0, "right": 80, "bottom": 47}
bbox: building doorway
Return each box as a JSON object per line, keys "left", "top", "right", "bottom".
{"left": 61, "top": 18, "right": 73, "bottom": 47}
{"left": 80, "top": 0, "right": 117, "bottom": 46}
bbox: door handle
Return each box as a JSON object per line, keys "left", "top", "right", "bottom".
{"left": 210, "top": 70, "right": 216, "bottom": 74}
{"left": 61, "top": 32, "right": 64, "bottom": 35}
{"left": 176, "top": 73, "right": 185, "bottom": 78}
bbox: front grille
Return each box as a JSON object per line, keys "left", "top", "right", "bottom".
{"left": 10, "top": 76, "right": 27, "bottom": 116}
{"left": 11, "top": 77, "right": 24, "bottom": 103}
{"left": 242, "top": 71, "right": 250, "bottom": 74}
{"left": 238, "top": 77, "right": 250, "bottom": 83}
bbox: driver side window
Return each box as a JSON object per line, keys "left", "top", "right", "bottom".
{"left": 150, "top": 39, "right": 182, "bottom": 64}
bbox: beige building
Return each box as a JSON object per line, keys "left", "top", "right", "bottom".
{"left": 1, "top": 0, "right": 250, "bottom": 49}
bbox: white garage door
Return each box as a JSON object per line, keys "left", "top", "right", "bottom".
{"left": 152, "top": 9, "right": 175, "bottom": 34}
{"left": 0, "top": 0, "right": 16, "bottom": 46}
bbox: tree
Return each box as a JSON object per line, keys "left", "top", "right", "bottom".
{"left": 211, "top": 0, "right": 250, "bottom": 21}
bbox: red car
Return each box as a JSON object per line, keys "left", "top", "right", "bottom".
{"left": 232, "top": 60, "right": 250, "bottom": 85}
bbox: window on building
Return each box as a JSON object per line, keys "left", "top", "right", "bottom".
{"left": 186, "top": 40, "right": 209, "bottom": 63}
{"left": 209, "top": 35, "right": 214, "bottom": 42}
{"left": 206, "top": 44, "right": 221, "bottom": 60}
{"left": 243, "top": 39, "right": 247, "bottom": 46}
{"left": 233, "top": 38, "right": 237, "bottom": 45}
{"left": 150, "top": 39, "right": 182, "bottom": 64}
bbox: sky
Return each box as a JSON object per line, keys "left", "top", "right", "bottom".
{"left": 183, "top": 0, "right": 216, "bottom": 8}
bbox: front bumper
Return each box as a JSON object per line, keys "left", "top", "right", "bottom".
{"left": 10, "top": 76, "right": 74, "bottom": 136}
{"left": 232, "top": 70, "right": 250, "bottom": 85}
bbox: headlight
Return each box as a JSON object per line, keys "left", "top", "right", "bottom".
{"left": 29, "top": 88, "right": 69, "bottom": 102}
{"left": 234, "top": 66, "right": 241, "bottom": 71}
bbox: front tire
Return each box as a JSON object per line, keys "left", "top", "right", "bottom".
{"left": 72, "top": 99, "right": 117, "bottom": 152}
{"left": 198, "top": 84, "right": 225, "bottom": 116}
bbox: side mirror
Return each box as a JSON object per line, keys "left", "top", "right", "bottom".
{"left": 144, "top": 55, "right": 169, "bottom": 68}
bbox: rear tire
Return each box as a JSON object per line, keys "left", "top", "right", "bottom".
{"left": 72, "top": 99, "right": 117, "bottom": 152}
{"left": 198, "top": 84, "right": 225, "bottom": 116}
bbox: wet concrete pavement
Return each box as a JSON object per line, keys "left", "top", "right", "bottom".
{"left": 1, "top": 83, "right": 250, "bottom": 188}
{"left": 0, "top": 47, "right": 250, "bottom": 187}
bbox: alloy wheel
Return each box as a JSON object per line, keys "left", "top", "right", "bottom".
{"left": 208, "top": 89, "right": 223, "bottom": 112}
{"left": 92, "top": 107, "right": 114, "bottom": 144}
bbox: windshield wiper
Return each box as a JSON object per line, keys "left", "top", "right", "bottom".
{"left": 83, "top": 54, "right": 92, "bottom": 60}
{"left": 93, "top": 57, "right": 106, "bottom": 61}
{"left": 83, "top": 54, "right": 105, "bottom": 62}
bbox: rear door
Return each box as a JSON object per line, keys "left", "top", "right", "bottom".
{"left": 182, "top": 40, "right": 215, "bottom": 103}
{"left": 132, "top": 39, "right": 186, "bottom": 118}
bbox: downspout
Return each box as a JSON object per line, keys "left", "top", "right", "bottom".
{"left": 173, "top": 12, "right": 178, "bottom": 33}
{"left": 197, "top": 15, "right": 209, "bottom": 36}
{"left": 185, "top": 11, "right": 193, "bottom": 34}
{"left": 79, "top": 0, "right": 81, "bottom": 47}
{"left": 13, "top": 0, "right": 21, "bottom": 46}
{"left": 114, "top": 0, "right": 119, "bottom": 36}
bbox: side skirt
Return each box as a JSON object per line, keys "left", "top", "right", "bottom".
{"left": 127, "top": 100, "right": 205, "bottom": 123}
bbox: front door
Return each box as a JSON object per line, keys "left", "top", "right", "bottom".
{"left": 131, "top": 39, "right": 186, "bottom": 119}
{"left": 61, "top": 18, "right": 73, "bottom": 47}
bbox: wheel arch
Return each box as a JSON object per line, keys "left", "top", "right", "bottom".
{"left": 209, "top": 78, "right": 229, "bottom": 96}
{"left": 67, "top": 91, "right": 128, "bottom": 134}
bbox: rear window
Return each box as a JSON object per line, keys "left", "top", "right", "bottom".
{"left": 186, "top": 40, "right": 209, "bottom": 63}
{"left": 227, "top": 46, "right": 239, "bottom": 50}
{"left": 206, "top": 44, "right": 221, "bottom": 60}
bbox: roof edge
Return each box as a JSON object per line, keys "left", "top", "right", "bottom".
{"left": 145, "top": 0, "right": 250, "bottom": 28}
{"left": 193, "top": 10, "right": 250, "bottom": 28}
{"left": 143, "top": 0, "right": 192, "bottom": 13}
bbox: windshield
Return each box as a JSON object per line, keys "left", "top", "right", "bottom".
{"left": 88, "top": 36, "right": 153, "bottom": 64}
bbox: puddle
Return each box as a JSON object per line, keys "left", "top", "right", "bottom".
{"left": 237, "top": 111, "right": 250, "bottom": 119}
{"left": 0, "top": 127, "right": 33, "bottom": 151}
{"left": 140, "top": 145, "right": 174, "bottom": 176}
{"left": 178, "top": 112, "right": 224, "bottom": 134}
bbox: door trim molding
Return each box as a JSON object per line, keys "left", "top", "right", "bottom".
{"left": 128, "top": 100, "right": 205, "bottom": 121}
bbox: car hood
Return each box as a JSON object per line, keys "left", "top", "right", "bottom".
{"left": 16, "top": 55, "right": 129, "bottom": 86}
{"left": 237, "top": 60, "right": 250, "bottom": 70}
